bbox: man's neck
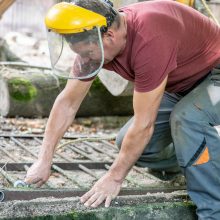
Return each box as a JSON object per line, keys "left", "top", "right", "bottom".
{"left": 117, "top": 13, "right": 127, "bottom": 55}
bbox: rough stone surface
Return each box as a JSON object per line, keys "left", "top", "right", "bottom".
{"left": 0, "top": 191, "right": 196, "bottom": 220}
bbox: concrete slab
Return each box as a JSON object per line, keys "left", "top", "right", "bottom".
{"left": 0, "top": 191, "right": 196, "bottom": 220}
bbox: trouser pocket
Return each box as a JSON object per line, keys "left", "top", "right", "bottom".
{"left": 185, "top": 138, "right": 210, "bottom": 168}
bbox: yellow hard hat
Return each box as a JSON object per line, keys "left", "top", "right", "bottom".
{"left": 45, "top": 2, "right": 107, "bottom": 34}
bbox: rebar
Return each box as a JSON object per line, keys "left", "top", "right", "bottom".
{"left": 69, "top": 145, "right": 100, "bottom": 162}
{"left": 34, "top": 137, "right": 73, "bottom": 162}
{"left": 10, "top": 137, "right": 77, "bottom": 188}
{"left": 83, "top": 141, "right": 116, "bottom": 159}
{"left": 51, "top": 164, "right": 82, "bottom": 188}
{"left": 78, "top": 164, "right": 99, "bottom": 179}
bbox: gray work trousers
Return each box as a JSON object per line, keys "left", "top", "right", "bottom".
{"left": 116, "top": 66, "right": 220, "bottom": 220}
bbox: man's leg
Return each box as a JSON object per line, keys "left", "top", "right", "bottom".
{"left": 116, "top": 92, "right": 182, "bottom": 170}
{"left": 170, "top": 69, "right": 220, "bottom": 219}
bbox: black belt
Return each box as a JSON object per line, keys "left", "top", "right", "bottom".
{"left": 177, "top": 72, "right": 210, "bottom": 97}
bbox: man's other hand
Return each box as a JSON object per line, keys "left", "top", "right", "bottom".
{"left": 80, "top": 172, "right": 122, "bottom": 208}
{"left": 24, "top": 160, "right": 51, "bottom": 187}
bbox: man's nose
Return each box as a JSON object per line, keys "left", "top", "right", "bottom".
{"left": 81, "top": 56, "right": 91, "bottom": 63}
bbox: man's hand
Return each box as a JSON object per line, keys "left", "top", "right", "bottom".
{"left": 24, "top": 160, "right": 51, "bottom": 187}
{"left": 80, "top": 172, "right": 122, "bottom": 208}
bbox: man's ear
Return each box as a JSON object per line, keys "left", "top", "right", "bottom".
{"left": 103, "top": 29, "right": 115, "bottom": 43}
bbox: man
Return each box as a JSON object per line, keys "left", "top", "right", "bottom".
{"left": 25, "top": 0, "right": 220, "bottom": 219}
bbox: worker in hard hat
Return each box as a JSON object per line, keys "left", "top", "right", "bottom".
{"left": 44, "top": 0, "right": 120, "bottom": 80}
{"left": 25, "top": 0, "right": 220, "bottom": 219}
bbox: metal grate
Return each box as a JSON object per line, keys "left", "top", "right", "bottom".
{"left": 0, "top": 134, "right": 186, "bottom": 202}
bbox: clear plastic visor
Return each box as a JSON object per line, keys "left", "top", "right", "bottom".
{"left": 47, "top": 27, "right": 104, "bottom": 79}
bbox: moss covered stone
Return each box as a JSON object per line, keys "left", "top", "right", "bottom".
{"left": 91, "top": 77, "right": 106, "bottom": 92}
{"left": 8, "top": 77, "right": 37, "bottom": 102}
{"left": 32, "top": 202, "right": 196, "bottom": 220}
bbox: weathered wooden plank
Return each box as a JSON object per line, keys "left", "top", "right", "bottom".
{"left": 0, "top": 0, "right": 15, "bottom": 17}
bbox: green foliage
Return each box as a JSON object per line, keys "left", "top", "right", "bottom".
{"left": 91, "top": 78, "right": 106, "bottom": 92}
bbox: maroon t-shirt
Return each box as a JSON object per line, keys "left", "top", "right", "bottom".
{"left": 104, "top": 0, "right": 220, "bottom": 93}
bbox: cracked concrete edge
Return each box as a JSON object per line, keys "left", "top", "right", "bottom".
{"left": 0, "top": 190, "right": 195, "bottom": 219}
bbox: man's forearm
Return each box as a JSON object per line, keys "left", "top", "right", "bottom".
{"left": 109, "top": 125, "right": 154, "bottom": 182}
{"left": 38, "top": 96, "right": 78, "bottom": 163}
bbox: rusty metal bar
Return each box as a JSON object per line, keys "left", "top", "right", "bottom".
{"left": 1, "top": 135, "right": 159, "bottom": 189}
{"left": 54, "top": 151, "right": 73, "bottom": 162}
{"left": 23, "top": 165, "right": 29, "bottom": 172}
{"left": 69, "top": 145, "right": 101, "bottom": 162}
{"left": 3, "top": 137, "right": 159, "bottom": 186}
{"left": 2, "top": 136, "right": 160, "bottom": 185}
{"left": 85, "top": 140, "right": 160, "bottom": 181}
{"left": 10, "top": 137, "right": 38, "bottom": 158}
{"left": 73, "top": 145, "right": 91, "bottom": 154}
{"left": 0, "top": 146, "right": 30, "bottom": 181}
{"left": 55, "top": 151, "right": 73, "bottom": 163}
{"left": 33, "top": 137, "right": 42, "bottom": 145}
{"left": 101, "top": 140, "right": 119, "bottom": 151}
{"left": 0, "top": 162, "right": 112, "bottom": 171}
{"left": 82, "top": 142, "right": 157, "bottom": 182}
{"left": 51, "top": 164, "right": 82, "bottom": 188}
{"left": 1, "top": 186, "right": 187, "bottom": 202}
{"left": 0, "top": 134, "right": 102, "bottom": 139}
{"left": 4, "top": 135, "right": 115, "bottom": 163}
{"left": 83, "top": 141, "right": 116, "bottom": 159}
{"left": 101, "top": 140, "right": 159, "bottom": 180}
{"left": 12, "top": 138, "right": 54, "bottom": 178}
{"left": 34, "top": 137, "right": 73, "bottom": 162}
{"left": 132, "top": 166, "right": 161, "bottom": 181}
{"left": 84, "top": 141, "right": 161, "bottom": 181}
{"left": 0, "top": 145, "right": 16, "bottom": 162}
{"left": 78, "top": 164, "right": 99, "bottom": 179}
{"left": 8, "top": 138, "right": 91, "bottom": 187}
{"left": 0, "top": 167, "right": 15, "bottom": 185}
{"left": 0, "top": 143, "right": 53, "bottom": 188}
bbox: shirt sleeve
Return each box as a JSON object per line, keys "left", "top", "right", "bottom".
{"left": 133, "top": 34, "right": 178, "bottom": 92}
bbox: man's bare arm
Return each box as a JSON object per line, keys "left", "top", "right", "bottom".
{"left": 38, "top": 79, "right": 93, "bottom": 162}
{"left": 25, "top": 79, "right": 93, "bottom": 186}
{"left": 81, "top": 76, "right": 168, "bottom": 207}
{"left": 109, "top": 77, "right": 168, "bottom": 181}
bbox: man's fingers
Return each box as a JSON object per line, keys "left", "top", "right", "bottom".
{"left": 84, "top": 192, "right": 100, "bottom": 207}
{"left": 91, "top": 194, "right": 105, "bottom": 208}
{"left": 105, "top": 196, "right": 112, "bottom": 208}
{"left": 35, "top": 180, "right": 45, "bottom": 188}
{"left": 25, "top": 176, "right": 42, "bottom": 185}
{"left": 80, "top": 189, "right": 95, "bottom": 203}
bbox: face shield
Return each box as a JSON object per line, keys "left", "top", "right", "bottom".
{"left": 45, "top": 2, "right": 108, "bottom": 80}
{"left": 47, "top": 26, "right": 104, "bottom": 79}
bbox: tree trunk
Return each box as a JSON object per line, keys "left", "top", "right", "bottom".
{"left": 0, "top": 65, "right": 133, "bottom": 117}
{"left": 0, "top": 38, "right": 22, "bottom": 62}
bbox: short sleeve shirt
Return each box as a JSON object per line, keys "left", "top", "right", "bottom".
{"left": 104, "top": 0, "right": 220, "bottom": 93}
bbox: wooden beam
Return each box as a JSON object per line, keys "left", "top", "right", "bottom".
{"left": 0, "top": 0, "right": 15, "bottom": 17}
